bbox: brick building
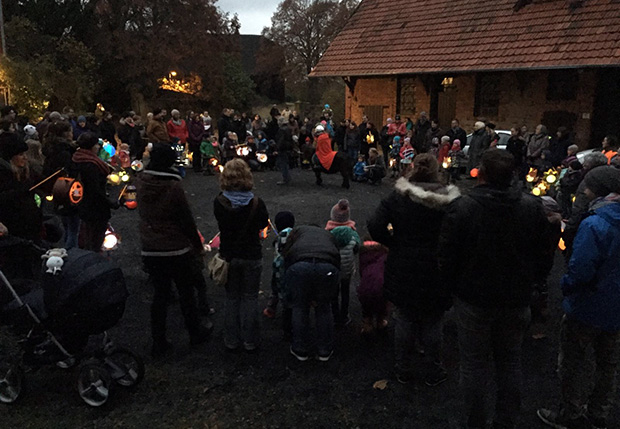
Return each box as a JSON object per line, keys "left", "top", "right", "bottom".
{"left": 310, "top": 0, "right": 620, "bottom": 148}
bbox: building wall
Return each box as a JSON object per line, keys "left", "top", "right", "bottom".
{"left": 347, "top": 70, "right": 598, "bottom": 148}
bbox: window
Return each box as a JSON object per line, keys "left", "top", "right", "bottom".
{"left": 474, "top": 74, "right": 500, "bottom": 117}
{"left": 397, "top": 77, "right": 416, "bottom": 116}
{"left": 547, "top": 69, "right": 579, "bottom": 101}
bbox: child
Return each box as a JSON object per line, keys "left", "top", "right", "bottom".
{"left": 557, "top": 160, "right": 583, "bottom": 218}
{"left": 389, "top": 136, "right": 402, "bottom": 178}
{"left": 200, "top": 136, "right": 220, "bottom": 175}
{"left": 358, "top": 240, "right": 389, "bottom": 337}
{"left": 366, "top": 148, "right": 386, "bottom": 185}
{"left": 300, "top": 137, "right": 315, "bottom": 170}
{"left": 437, "top": 136, "right": 451, "bottom": 164}
{"left": 263, "top": 211, "right": 295, "bottom": 325}
{"left": 561, "top": 144, "right": 579, "bottom": 168}
{"left": 447, "top": 139, "right": 467, "bottom": 183}
{"left": 325, "top": 199, "right": 360, "bottom": 326}
{"left": 353, "top": 154, "right": 367, "bottom": 182}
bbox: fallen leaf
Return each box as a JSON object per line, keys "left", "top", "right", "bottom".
{"left": 373, "top": 379, "right": 388, "bottom": 390}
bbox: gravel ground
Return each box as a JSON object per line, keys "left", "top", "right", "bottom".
{"left": 2, "top": 168, "right": 617, "bottom": 428}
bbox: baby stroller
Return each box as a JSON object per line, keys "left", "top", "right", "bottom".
{"left": 0, "top": 238, "right": 144, "bottom": 407}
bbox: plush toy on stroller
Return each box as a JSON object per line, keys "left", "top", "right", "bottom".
{"left": 0, "top": 238, "right": 144, "bottom": 407}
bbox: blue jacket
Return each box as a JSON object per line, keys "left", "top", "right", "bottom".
{"left": 562, "top": 199, "right": 620, "bottom": 332}
{"left": 354, "top": 161, "right": 366, "bottom": 177}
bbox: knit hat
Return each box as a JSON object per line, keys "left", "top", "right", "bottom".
{"left": 404, "top": 137, "right": 411, "bottom": 144}
{"left": 23, "top": 124, "right": 37, "bottom": 136}
{"left": 452, "top": 140, "right": 461, "bottom": 150}
{"left": 569, "top": 160, "right": 583, "bottom": 171}
{"left": 584, "top": 166, "right": 620, "bottom": 197}
{"left": 77, "top": 115, "right": 86, "bottom": 123}
{"left": 330, "top": 199, "right": 350, "bottom": 223}
{"left": 393, "top": 136, "right": 401, "bottom": 143}
{"left": 171, "top": 109, "right": 180, "bottom": 116}
{"left": 0, "top": 132, "right": 28, "bottom": 161}
{"left": 315, "top": 125, "right": 325, "bottom": 133}
{"left": 149, "top": 143, "right": 177, "bottom": 172}
{"left": 274, "top": 211, "right": 295, "bottom": 232}
{"left": 474, "top": 121, "right": 486, "bottom": 131}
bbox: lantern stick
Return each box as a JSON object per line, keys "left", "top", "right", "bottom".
{"left": 207, "top": 232, "right": 220, "bottom": 245}
{"left": 117, "top": 185, "right": 128, "bottom": 202}
{"left": 268, "top": 218, "right": 278, "bottom": 235}
{"left": 29, "top": 169, "right": 63, "bottom": 191}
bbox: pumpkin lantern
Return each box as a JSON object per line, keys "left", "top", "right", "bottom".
{"left": 123, "top": 185, "right": 137, "bottom": 210}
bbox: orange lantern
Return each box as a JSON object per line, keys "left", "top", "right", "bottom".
{"left": 470, "top": 168, "right": 479, "bottom": 178}
{"left": 52, "top": 177, "right": 84, "bottom": 207}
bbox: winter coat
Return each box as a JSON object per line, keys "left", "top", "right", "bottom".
{"left": 217, "top": 115, "right": 232, "bottom": 143}
{"left": 357, "top": 241, "right": 388, "bottom": 300}
{"left": 439, "top": 185, "right": 552, "bottom": 308}
{"left": 354, "top": 161, "right": 367, "bottom": 177}
{"left": 72, "top": 152, "right": 114, "bottom": 222}
{"left": 447, "top": 149, "right": 467, "bottom": 169}
{"left": 506, "top": 136, "right": 527, "bottom": 168}
{"left": 550, "top": 134, "right": 572, "bottom": 166}
{"left": 425, "top": 127, "right": 444, "bottom": 147}
{"left": 117, "top": 124, "right": 142, "bottom": 158}
{"left": 136, "top": 169, "right": 202, "bottom": 256}
{"left": 334, "top": 125, "right": 346, "bottom": 150}
{"left": 0, "top": 159, "right": 42, "bottom": 242}
{"left": 73, "top": 124, "right": 89, "bottom": 141}
{"left": 276, "top": 124, "right": 294, "bottom": 153}
{"left": 42, "top": 137, "right": 76, "bottom": 178}
{"left": 414, "top": 119, "right": 431, "bottom": 151}
{"left": 282, "top": 225, "right": 341, "bottom": 270}
{"left": 446, "top": 127, "right": 467, "bottom": 148}
{"left": 527, "top": 129, "right": 550, "bottom": 166}
{"left": 562, "top": 197, "right": 620, "bottom": 332}
{"left": 222, "top": 137, "right": 237, "bottom": 159}
{"left": 214, "top": 194, "right": 269, "bottom": 261}
{"left": 166, "top": 119, "right": 189, "bottom": 144}
{"left": 368, "top": 178, "right": 460, "bottom": 313}
{"left": 327, "top": 226, "right": 360, "bottom": 279}
{"left": 99, "top": 120, "right": 116, "bottom": 143}
{"left": 147, "top": 119, "right": 169, "bottom": 143}
{"left": 187, "top": 119, "right": 204, "bottom": 146}
{"left": 344, "top": 128, "right": 360, "bottom": 151}
{"left": 466, "top": 128, "right": 490, "bottom": 172}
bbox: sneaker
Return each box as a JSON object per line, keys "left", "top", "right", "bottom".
{"left": 263, "top": 307, "right": 276, "bottom": 319}
{"left": 536, "top": 408, "right": 589, "bottom": 429}
{"left": 290, "top": 346, "right": 309, "bottom": 362}
{"left": 317, "top": 350, "right": 333, "bottom": 362}
{"left": 424, "top": 366, "right": 448, "bottom": 387}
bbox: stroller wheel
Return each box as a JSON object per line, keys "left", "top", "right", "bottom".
{"left": 0, "top": 363, "right": 24, "bottom": 404}
{"left": 77, "top": 363, "right": 112, "bottom": 407}
{"left": 104, "top": 348, "right": 144, "bottom": 388}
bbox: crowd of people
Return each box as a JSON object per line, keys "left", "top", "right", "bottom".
{"left": 0, "top": 101, "right": 620, "bottom": 429}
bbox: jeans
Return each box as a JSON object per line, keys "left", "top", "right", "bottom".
{"left": 559, "top": 315, "right": 620, "bottom": 424}
{"left": 455, "top": 298, "right": 531, "bottom": 428}
{"left": 61, "top": 214, "right": 80, "bottom": 249}
{"left": 331, "top": 276, "right": 351, "bottom": 324}
{"left": 277, "top": 152, "right": 291, "bottom": 183}
{"left": 393, "top": 306, "right": 443, "bottom": 374}
{"left": 224, "top": 258, "right": 262, "bottom": 349}
{"left": 144, "top": 254, "right": 206, "bottom": 342}
{"left": 285, "top": 261, "right": 339, "bottom": 355}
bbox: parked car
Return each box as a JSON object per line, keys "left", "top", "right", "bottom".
{"left": 462, "top": 130, "right": 511, "bottom": 155}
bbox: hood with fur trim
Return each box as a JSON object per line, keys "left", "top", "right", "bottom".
{"left": 394, "top": 177, "right": 460, "bottom": 210}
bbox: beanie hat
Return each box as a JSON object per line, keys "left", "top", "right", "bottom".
{"left": 474, "top": 121, "right": 486, "bottom": 131}
{"left": 149, "top": 143, "right": 177, "bottom": 172}
{"left": 49, "top": 111, "right": 62, "bottom": 121}
{"left": 315, "top": 125, "right": 325, "bottom": 133}
{"left": 77, "top": 132, "right": 99, "bottom": 149}
{"left": 452, "top": 140, "right": 461, "bottom": 151}
{"left": 0, "top": 132, "right": 28, "bottom": 161}
{"left": 77, "top": 115, "right": 86, "bottom": 123}
{"left": 569, "top": 160, "right": 583, "bottom": 171}
{"left": 584, "top": 166, "right": 620, "bottom": 197}
{"left": 330, "top": 199, "right": 350, "bottom": 223}
{"left": 274, "top": 211, "right": 295, "bottom": 232}
{"left": 171, "top": 109, "right": 180, "bottom": 116}
{"left": 23, "top": 124, "right": 37, "bottom": 136}
{"left": 404, "top": 137, "right": 411, "bottom": 144}
{"left": 393, "top": 136, "right": 401, "bottom": 143}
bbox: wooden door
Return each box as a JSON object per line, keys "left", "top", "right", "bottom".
{"left": 438, "top": 86, "right": 456, "bottom": 129}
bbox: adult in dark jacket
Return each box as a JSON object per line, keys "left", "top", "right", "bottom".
{"left": 361, "top": 121, "right": 379, "bottom": 158}
{"left": 217, "top": 109, "right": 232, "bottom": 145}
{"left": 73, "top": 115, "right": 89, "bottom": 141}
{"left": 275, "top": 118, "right": 294, "bottom": 185}
{"left": 117, "top": 112, "right": 143, "bottom": 160}
{"left": 549, "top": 126, "right": 572, "bottom": 166}
{"left": 414, "top": 111, "right": 431, "bottom": 151}
{"left": 214, "top": 159, "right": 269, "bottom": 352}
{"left": 439, "top": 149, "right": 552, "bottom": 428}
{"left": 466, "top": 121, "right": 490, "bottom": 174}
{"left": 537, "top": 167, "right": 620, "bottom": 429}
{"left": 72, "top": 133, "right": 118, "bottom": 252}
{"left": 526, "top": 124, "right": 550, "bottom": 168}
{"left": 136, "top": 143, "right": 213, "bottom": 356}
{"left": 146, "top": 109, "right": 169, "bottom": 143}
{"left": 425, "top": 119, "right": 444, "bottom": 149}
{"left": 99, "top": 112, "right": 116, "bottom": 143}
{"left": 446, "top": 119, "right": 467, "bottom": 149}
{"left": 282, "top": 225, "right": 340, "bottom": 362}
{"left": 187, "top": 113, "right": 205, "bottom": 173}
{"left": 334, "top": 119, "right": 348, "bottom": 152}
{"left": 368, "top": 154, "right": 460, "bottom": 385}
{"left": 506, "top": 127, "right": 527, "bottom": 179}
{"left": 0, "top": 133, "right": 42, "bottom": 243}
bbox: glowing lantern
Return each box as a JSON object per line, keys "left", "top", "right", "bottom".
{"left": 218, "top": 165, "right": 224, "bottom": 173}
{"left": 366, "top": 133, "right": 374, "bottom": 144}
{"left": 257, "top": 153, "right": 268, "bottom": 163}
{"left": 108, "top": 173, "right": 121, "bottom": 185}
{"left": 102, "top": 225, "right": 120, "bottom": 251}
{"left": 120, "top": 170, "right": 130, "bottom": 182}
{"left": 123, "top": 185, "right": 137, "bottom": 210}
{"left": 45, "top": 195, "right": 54, "bottom": 202}
{"left": 470, "top": 168, "right": 479, "bottom": 178}
{"left": 69, "top": 181, "right": 84, "bottom": 205}
{"left": 102, "top": 141, "right": 116, "bottom": 158}
{"left": 526, "top": 168, "right": 538, "bottom": 183}
{"left": 259, "top": 226, "right": 269, "bottom": 239}
{"left": 131, "top": 160, "right": 144, "bottom": 172}
{"left": 236, "top": 145, "right": 250, "bottom": 157}
{"left": 544, "top": 169, "right": 558, "bottom": 184}
{"left": 52, "top": 177, "right": 83, "bottom": 206}
{"left": 442, "top": 157, "right": 452, "bottom": 169}
{"left": 532, "top": 187, "right": 541, "bottom": 196}
{"left": 389, "top": 158, "right": 396, "bottom": 168}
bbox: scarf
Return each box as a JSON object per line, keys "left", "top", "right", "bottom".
{"left": 72, "top": 148, "right": 110, "bottom": 175}
{"left": 223, "top": 190, "right": 254, "bottom": 208}
{"left": 325, "top": 220, "right": 356, "bottom": 231}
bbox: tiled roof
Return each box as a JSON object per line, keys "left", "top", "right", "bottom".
{"left": 310, "top": 0, "right": 620, "bottom": 77}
